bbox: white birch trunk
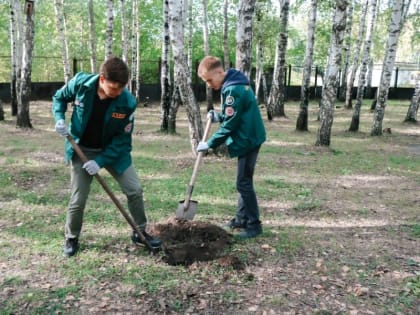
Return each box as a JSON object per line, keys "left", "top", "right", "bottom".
{"left": 120, "top": 0, "right": 129, "bottom": 63}
{"left": 223, "top": 0, "right": 230, "bottom": 69}
{"left": 371, "top": 0, "right": 411, "bottom": 135}
{"left": 10, "top": 0, "right": 22, "bottom": 116}
{"left": 105, "top": 0, "right": 114, "bottom": 59}
{"left": 339, "top": 2, "right": 353, "bottom": 101}
{"left": 202, "top": 0, "right": 213, "bottom": 110}
{"left": 160, "top": 0, "right": 172, "bottom": 132}
{"left": 87, "top": 0, "right": 97, "bottom": 73}
{"left": 187, "top": 0, "right": 193, "bottom": 78}
{"left": 168, "top": 0, "right": 202, "bottom": 153}
{"left": 349, "top": 0, "right": 377, "bottom": 132}
{"left": 316, "top": 0, "right": 348, "bottom": 146}
{"left": 266, "top": 0, "right": 290, "bottom": 120}
{"left": 17, "top": 0, "right": 36, "bottom": 128}
{"left": 404, "top": 74, "right": 420, "bottom": 122}
{"left": 130, "top": 0, "right": 139, "bottom": 98}
{"left": 296, "top": 0, "right": 317, "bottom": 131}
{"left": 53, "top": 0, "right": 71, "bottom": 83}
{"left": 235, "top": 0, "right": 257, "bottom": 78}
{"left": 344, "top": 0, "right": 368, "bottom": 109}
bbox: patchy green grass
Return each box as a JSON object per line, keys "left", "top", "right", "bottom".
{"left": 0, "top": 100, "right": 419, "bottom": 314}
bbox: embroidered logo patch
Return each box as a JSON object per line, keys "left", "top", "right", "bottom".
{"left": 112, "top": 112, "right": 127, "bottom": 119}
{"left": 74, "top": 100, "right": 84, "bottom": 108}
{"left": 226, "top": 96, "right": 234, "bottom": 105}
{"left": 225, "top": 106, "right": 235, "bottom": 116}
{"left": 124, "top": 123, "right": 133, "bottom": 133}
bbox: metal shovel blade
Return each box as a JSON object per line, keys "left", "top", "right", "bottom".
{"left": 176, "top": 199, "right": 198, "bottom": 220}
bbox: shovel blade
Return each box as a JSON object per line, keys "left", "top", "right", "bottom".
{"left": 176, "top": 200, "right": 198, "bottom": 220}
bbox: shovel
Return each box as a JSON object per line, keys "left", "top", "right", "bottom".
{"left": 176, "top": 117, "right": 212, "bottom": 220}
{"left": 65, "top": 134, "right": 158, "bottom": 254}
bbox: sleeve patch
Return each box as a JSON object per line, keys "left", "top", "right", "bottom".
{"left": 124, "top": 123, "right": 133, "bottom": 133}
{"left": 226, "top": 95, "right": 235, "bottom": 105}
{"left": 225, "top": 106, "right": 235, "bottom": 116}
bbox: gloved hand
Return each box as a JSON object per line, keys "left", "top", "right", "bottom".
{"left": 55, "top": 119, "right": 68, "bottom": 136}
{"left": 82, "top": 160, "right": 100, "bottom": 175}
{"left": 206, "top": 110, "right": 220, "bottom": 123}
{"left": 197, "top": 141, "right": 209, "bottom": 152}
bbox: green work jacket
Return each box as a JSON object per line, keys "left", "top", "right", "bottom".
{"left": 52, "top": 72, "right": 136, "bottom": 175}
{"left": 207, "top": 69, "right": 266, "bottom": 158}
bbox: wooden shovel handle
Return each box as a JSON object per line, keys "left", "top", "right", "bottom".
{"left": 183, "top": 117, "right": 212, "bottom": 209}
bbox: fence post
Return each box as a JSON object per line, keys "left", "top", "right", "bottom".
{"left": 394, "top": 67, "right": 399, "bottom": 89}
{"left": 314, "top": 65, "right": 318, "bottom": 97}
{"left": 288, "top": 64, "right": 292, "bottom": 87}
{"left": 73, "top": 58, "right": 77, "bottom": 76}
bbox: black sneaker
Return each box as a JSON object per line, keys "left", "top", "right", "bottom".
{"left": 223, "top": 218, "right": 247, "bottom": 230}
{"left": 236, "top": 225, "right": 263, "bottom": 239}
{"left": 63, "top": 238, "right": 79, "bottom": 257}
{"left": 131, "top": 231, "right": 161, "bottom": 249}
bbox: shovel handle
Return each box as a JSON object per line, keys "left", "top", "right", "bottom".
{"left": 65, "top": 135, "right": 156, "bottom": 252}
{"left": 183, "top": 117, "right": 212, "bottom": 209}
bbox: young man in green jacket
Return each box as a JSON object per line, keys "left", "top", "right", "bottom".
{"left": 53, "top": 56, "right": 161, "bottom": 256}
{"left": 197, "top": 56, "right": 266, "bottom": 239}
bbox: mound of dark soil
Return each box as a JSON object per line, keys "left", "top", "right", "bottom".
{"left": 152, "top": 218, "right": 233, "bottom": 266}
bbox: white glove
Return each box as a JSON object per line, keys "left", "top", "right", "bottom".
{"left": 206, "top": 110, "right": 220, "bottom": 123}
{"left": 55, "top": 119, "right": 68, "bottom": 136}
{"left": 82, "top": 160, "right": 100, "bottom": 175}
{"left": 197, "top": 141, "right": 209, "bottom": 152}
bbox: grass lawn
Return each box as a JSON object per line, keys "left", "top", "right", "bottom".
{"left": 0, "top": 99, "right": 419, "bottom": 314}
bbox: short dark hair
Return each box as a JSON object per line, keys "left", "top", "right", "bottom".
{"left": 198, "top": 56, "right": 223, "bottom": 76}
{"left": 99, "top": 56, "right": 130, "bottom": 86}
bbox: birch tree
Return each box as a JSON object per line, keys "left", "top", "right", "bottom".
{"left": 53, "top": 0, "right": 71, "bottom": 83}
{"left": 223, "top": 0, "right": 230, "bottom": 69}
{"left": 235, "top": 0, "right": 257, "bottom": 77}
{"left": 168, "top": 0, "right": 203, "bottom": 153}
{"left": 120, "top": 0, "right": 129, "bottom": 63}
{"left": 202, "top": 0, "right": 213, "bottom": 111}
{"left": 9, "top": 0, "right": 22, "bottom": 117}
{"left": 17, "top": 0, "right": 36, "bottom": 128}
{"left": 130, "top": 0, "right": 140, "bottom": 102}
{"left": 266, "top": 0, "right": 290, "bottom": 120}
{"left": 344, "top": 0, "right": 368, "bottom": 109}
{"left": 105, "top": 0, "right": 114, "bottom": 59}
{"left": 338, "top": 2, "right": 353, "bottom": 101}
{"left": 87, "top": 0, "right": 97, "bottom": 73}
{"left": 371, "top": 0, "right": 411, "bottom": 136}
{"left": 296, "top": 0, "right": 317, "bottom": 131}
{"left": 160, "top": 0, "right": 172, "bottom": 132}
{"left": 349, "top": 0, "right": 377, "bottom": 132}
{"left": 316, "top": 0, "right": 348, "bottom": 146}
{"left": 404, "top": 74, "right": 419, "bottom": 123}
{"left": 254, "top": 1, "right": 268, "bottom": 105}
{"left": 187, "top": 0, "right": 193, "bottom": 76}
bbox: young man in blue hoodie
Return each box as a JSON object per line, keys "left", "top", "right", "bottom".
{"left": 197, "top": 56, "right": 266, "bottom": 239}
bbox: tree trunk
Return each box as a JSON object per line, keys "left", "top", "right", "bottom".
{"left": 87, "top": 0, "right": 97, "bottom": 73}
{"left": 266, "top": 0, "right": 290, "bottom": 120}
{"left": 202, "top": 0, "right": 213, "bottom": 111}
{"left": 404, "top": 74, "right": 419, "bottom": 122}
{"left": 160, "top": 0, "right": 172, "bottom": 133}
{"left": 168, "top": 0, "right": 202, "bottom": 153}
{"left": 344, "top": 0, "right": 368, "bottom": 109}
{"left": 9, "top": 0, "right": 22, "bottom": 117}
{"left": 296, "top": 0, "right": 317, "bottom": 132}
{"left": 371, "top": 0, "right": 411, "bottom": 136}
{"left": 105, "top": 0, "right": 114, "bottom": 59}
{"left": 365, "top": 58, "right": 374, "bottom": 98}
{"left": 338, "top": 2, "right": 353, "bottom": 101}
{"left": 316, "top": 0, "right": 348, "bottom": 146}
{"left": 53, "top": 0, "right": 71, "bottom": 83}
{"left": 120, "top": 0, "right": 129, "bottom": 63}
{"left": 187, "top": 0, "right": 193, "bottom": 77}
{"left": 349, "top": 0, "right": 377, "bottom": 132}
{"left": 223, "top": 0, "right": 230, "bottom": 69}
{"left": 17, "top": 0, "right": 36, "bottom": 129}
{"left": 235, "top": 0, "right": 256, "bottom": 78}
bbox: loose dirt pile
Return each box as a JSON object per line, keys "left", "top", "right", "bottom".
{"left": 152, "top": 218, "right": 233, "bottom": 266}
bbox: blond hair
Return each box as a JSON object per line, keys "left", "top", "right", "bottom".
{"left": 197, "top": 56, "right": 223, "bottom": 77}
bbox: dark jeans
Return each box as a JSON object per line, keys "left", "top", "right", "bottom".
{"left": 235, "top": 146, "right": 261, "bottom": 229}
